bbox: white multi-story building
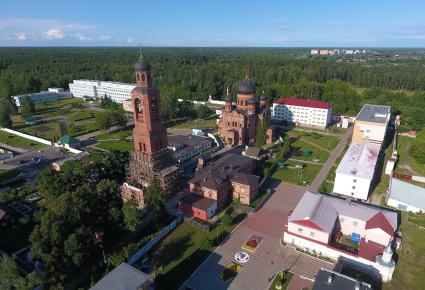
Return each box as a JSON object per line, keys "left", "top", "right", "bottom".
{"left": 69, "top": 80, "right": 136, "bottom": 103}
{"left": 333, "top": 142, "right": 381, "bottom": 200}
{"left": 283, "top": 191, "right": 398, "bottom": 282}
{"left": 12, "top": 88, "right": 72, "bottom": 107}
{"left": 272, "top": 98, "right": 332, "bottom": 128}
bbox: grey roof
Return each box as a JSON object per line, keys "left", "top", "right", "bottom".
{"left": 289, "top": 191, "right": 397, "bottom": 234}
{"left": 245, "top": 146, "right": 261, "bottom": 158}
{"left": 134, "top": 57, "right": 151, "bottom": 71}
{"left": 90, "top": 263, "right": 151, "bottom": 290}
{"left": 232, "top": 172, "right": 259, "bottom": 187}
{"left": 180, "top": 193, "right": 216, "bottom": 210}
{"left": 389, "top": 178, "right": 425, "bottom": 211}
{"left": 313, "top": 268, "right": 372, "bottom": 290}
{"left": 168, "top": 135, "right": 211, "bottom": 149}
{"left": 190, "top": 153, "right": 254, "bottom": 190}
{"left": 247, "top": 98, "right": 257, "bottom": 105}
{"left": 356, "top": 104, "right": 391, "bottom": 124}
{"left": 335, "top": 142, "right": 380, "bottom": 179}
{"left": 237, "top": 79, "right": 256, "bottom": 94}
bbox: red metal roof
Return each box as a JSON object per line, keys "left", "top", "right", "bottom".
{"left": 358, "top": 238, "right": 385, "bottom": 261}
{"left": 292, "top": 219, "right": 325, "bottom": 232}
{"left": 274, "top": 98, "right": 331, "bottom": 109}
{"left": 365, "top": 212, "right": 395, "bottom": 236}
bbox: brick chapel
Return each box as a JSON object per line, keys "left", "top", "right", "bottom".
{"left": 218, "top": 78, "right": 274, "bottom": 145}
{"left": 122, "top": 55, "right": 183, "bottom": 208}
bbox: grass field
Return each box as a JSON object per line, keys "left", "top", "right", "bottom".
{"left": 287, "top": 130, "right": 340, "bottom": 151}
{"left": 19, "top": 122, "right": 62, "bottom": 140}
{"left": 95, "top": 140, "right": 133, "bottom": 152}
{"left": 93, "top": 128, "right": 133, "bottom": 141}
{"left": 272, "top": 160, "right": 322, "bottom": 186}
{"left": 172, "top": 115, "right": 217, "bottom": 129}
{"left": 290, "top": 139, "right": 330, "bottom": 163}
{"left": 396, "top": 136, "right": 425, "bottom": 176}
{"left": 149, "top": 212, "right": 246, "bottom": 290}
{"left": 0, "top": 130, "right": 46, "bottom": 150}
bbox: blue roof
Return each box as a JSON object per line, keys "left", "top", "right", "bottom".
{"left": 389, "top": 178, "right": 425, "bottom": 211}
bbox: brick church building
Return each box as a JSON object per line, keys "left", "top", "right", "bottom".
{"left": 218, "top": 78, "right": 274, "bottom": 145}
{"left": 122, "top": 55, "right": 183, "bottom": 208}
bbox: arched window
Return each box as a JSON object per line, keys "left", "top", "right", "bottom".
{"left": 143, "top": 143, "right": 146, "bottom": 151}
{"left": 141, "top": 74, "right": 145, "bottom": 81}
{"left": 134, "top": 98, "right": 143, "bottom": 120}
{"left": 137, "top": 73, "right": 140, "bottom": 81}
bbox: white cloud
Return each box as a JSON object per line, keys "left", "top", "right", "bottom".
{"left": 72, "top": 33, "right": 93, "bottom": 41}
{"left": 127, "top": 37, "right": 134, "bottom": 43}
{"left": 43, "top": 28, "right": 65, "bottom": 40}
{"left": 98, "top": 35, "right": 111, "bottom": 41}
{"left": 16, "top": 33, "right": 27, "bottom": 41}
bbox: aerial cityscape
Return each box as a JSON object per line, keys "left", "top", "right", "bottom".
{"left": 1, "top": 1, "right": 425, "bottom": 290}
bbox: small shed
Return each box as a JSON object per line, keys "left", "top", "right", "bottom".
{"left": 58, "top": 135, "right": 80, "bottom": 149}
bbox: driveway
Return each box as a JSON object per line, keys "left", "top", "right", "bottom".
{"left": 182, "top": 183, "right": 335, "bottom": 290}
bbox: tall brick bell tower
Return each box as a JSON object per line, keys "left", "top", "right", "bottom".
{"left": 122, "top": 54, "right": 183, "bottom": 208}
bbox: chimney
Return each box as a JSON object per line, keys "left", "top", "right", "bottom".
{"left": 354, "top": 281, "right": 361, "bottom": 290}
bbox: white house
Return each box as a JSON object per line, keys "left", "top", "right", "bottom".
{"left": 283, "top": 191, "right": 398, "bottom": 282}
{"left": 69, "top": 80, "right": 136, "bottom": 103}
{"left": 12, "top": 88, "right": 72, "bottom": 107}
{"left": 387, "top": 178, "right": 425, "bottom": 213}
{"left": 333, "top": 142, "right": 381, "bottom": 200}
{"left": 272, "top": 98, "right": 332, "bottom": 128}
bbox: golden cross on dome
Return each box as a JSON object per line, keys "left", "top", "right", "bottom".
{"left": 226, "top": 86, "right": 229, "bottom": 95}
{"left": 139, "top": 43, "right": 143, "bottom": 59}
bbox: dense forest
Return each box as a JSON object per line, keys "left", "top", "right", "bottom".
{"left": 1, "top": 47, "right": 425, "bottom": 130}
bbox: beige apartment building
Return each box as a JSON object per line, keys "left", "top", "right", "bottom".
{"left": 352, "top": 104, "right": 391, "bottom": 146}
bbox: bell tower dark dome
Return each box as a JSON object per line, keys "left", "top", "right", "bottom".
{"left": 237, "top": 79, "right": 256, "bottom": 95}
{"left": 134, "top": 57, "right": 151, "bottom": 71}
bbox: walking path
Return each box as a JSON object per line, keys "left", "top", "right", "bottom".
{"left": 0, "top": 143, "right": 27, "bottom": 154}
{"left": 288, "top": 158, "right": 324, "bottom": 166}
{"left": 308, "top": 126, "right": 352, "bottom": 191}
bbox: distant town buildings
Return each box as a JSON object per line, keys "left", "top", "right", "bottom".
{"left": 167, "top": 135, "right": 212, "bottom": 163}
{"left": 12, "top": 88, "right": 72, "bottom": 107}
{"left": 333, "top": 142, "right": 380, "bottom": 200}
{"left": 352, "top": 104, "right": 391, "bottom": 146}
{"left": 272, "top": 98, "right": 332, "bottom": 128}
{"left": 218, "top": 83, "right": 274, "bottom": 145}
{"left": 283, "top": 191, "right": 398, "bottom": 282}
{"left": 122, "top": 55, "right": 183, "bottom": 208}
{"left": 310, "top": 49, "right": 368, "bottom": 56}
{"left": 69, "top": 80, "right": 136, "bottom": 103}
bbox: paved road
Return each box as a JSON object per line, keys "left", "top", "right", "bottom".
{"left": 308, "top": 126, "right": 352, "bottom": 191}
{"left": 182, "top": 182, "right": 335, "bottom": 290}
{"left": 0, "top": 143, "right": 28, "bottom": 154}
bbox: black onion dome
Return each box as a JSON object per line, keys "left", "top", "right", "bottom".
{"left": 237, "top": 79, "right": 256, "bottom": 94}
{"left": 248, "top": 98, "right": 257, "bottom": 105}
{"left": 224, "top": 94, "right": 232, "bottom": 102}
{"left": 134, "top": 57, "right": 151, "bottom": 71}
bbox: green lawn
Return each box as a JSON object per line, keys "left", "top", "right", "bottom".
{"left": 0, "top": 130, "right": 46, "bottom": 150}
{"left": 74, "top": 119, "right": 103, "bottom": 135}
{"left": 69, "top": 109, "right": 93, "bottom": 122}
{"left": 291, "top": 139, "right": 330, "bottom": 163}
{"left": 149, "top": 212, "right": 246, "bottom": 290}
{"left": 172, "top": 115, "right": 217, "bottom": 129}
{"left": 95, "top": 140, "right": 133, "bottom": 152}
{"left": 396, "top": 136, "right": 425, "bottom": 176}
{"left": 93, "top": 128, "right": 133, "bottom": 141}
{"left": 319, "top": 165, "right": 337, "bottom": 194}
{"left": 287, "top": 130, "right": 340, "bottom": 151}
{"left": 19, "top": 122, "right": 62, "bottom": 140}
{"left": 272, "top": 161, "right": 322, "bottom": 186}
{"left": 269, "top": 272, "right": 294, "bottom": 290}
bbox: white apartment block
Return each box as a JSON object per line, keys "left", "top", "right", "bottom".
{"left": 333, "top": 142, "right": 381, "bottom": 200}
{"left": 272, "top": 98, "right": 332, "bottom": 128}
{"left": 69, "top": 80, "right": 136, "bottom": 103}
{"left": 12, "top": 88, "right": 72, "bottom": 107}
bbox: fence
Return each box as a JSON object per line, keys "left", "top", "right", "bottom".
{"left": 127, "top": 216, "right": 182, "bottom": 266}
{"left": 0, "top": 127, "right": 83, "bottom": 154}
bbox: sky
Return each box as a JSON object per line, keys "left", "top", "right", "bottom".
{"left": 2, "top": 0, "right": 425, "bottom": 47}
